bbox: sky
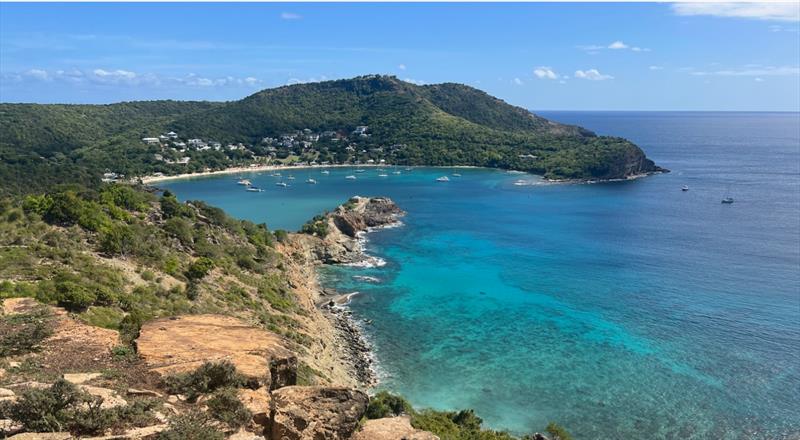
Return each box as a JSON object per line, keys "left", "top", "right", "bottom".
{"left": 1, "top": 2, "right": 799, "bottom": 111}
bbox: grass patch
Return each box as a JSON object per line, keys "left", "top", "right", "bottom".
{"left": 79, "top": 306, "right": 125, "bottom": 330}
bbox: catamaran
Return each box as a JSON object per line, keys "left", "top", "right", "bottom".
{"left": 436, "top": 176, "right": 450, "bottom": 182}
{"left": 236, "top": 179, "right": 251, "bottom": 186}
{"left": 306, "top": 179, "right": 317, "bottom": 184}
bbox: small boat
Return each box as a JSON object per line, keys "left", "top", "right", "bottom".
{"left": 246, "top": 186, "right": 263, "bottom": 192}
{"left": 287, "top": 175, "right": 295, "bottom": 180}
{"left": 378, "top": 174, "right": 388, "bottom": 177}
{"left": 275, "top": 182, "right": 288, "bottom": 187}
{"left": 306, "top": 179, "right": 317, "bottom": 184}
{"left": 393, "top": 171, "right": 402, "bottom": 175}
{"left": 404, "top": 167, "right": 412, "bottom": 171}
{"left": 355, "top": 169, "right": 366, "bottom": 173}
{"left": 271, "top": 172, "right": 281, "bottom": 177}
{"left": 513, "top": 179, "right": 528, "bottom": 186}
{"left": 452, "top": 173, "right": 462, "bottom": 177}
{"left": 721, "top": 185, "right": 733, "bottom": 203}
{"left": 321, "top": 170, "right": 330, "bottom": 175}
{"left": 436, "top": 176, "right": 450, "bottom": 182}
{"left": 345, "top": 175, "right": 357, "bottom": 180}
{"left": 236, "top": 179, "right": 251, "bottom": 186}
{"left": 681, "top": 185, "right": 689, "bottom": 191}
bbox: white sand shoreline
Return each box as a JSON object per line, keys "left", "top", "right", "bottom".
{"left": 137, "top": 163, "right": 485, "bottom": 184}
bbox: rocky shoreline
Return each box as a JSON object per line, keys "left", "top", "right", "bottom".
{"left": 284, "top": 196, "right": 405, "bottom": 389}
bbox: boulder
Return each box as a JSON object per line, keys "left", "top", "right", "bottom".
{"left": 352, "top": 416, "right": 439, "bottom": 440}
{"left": 136, "top": 315, "right": 295, "bottom": 388}
{"left": 63, "top": 372, "right": 102, "bottom": 385}
{"left": 269, "top": 386, "right": 368, "bottom": 440}
{"left": 81, "top": 385, "right": 127, "bottom": 409}
{"left": 238, "top": 387, "right": 271, "bottom": 426}
{"left": 8, "top": 434, "right": 72, "bottom": 440}
{"left": 269, "top": 357, "right": 298, "bottom": 390}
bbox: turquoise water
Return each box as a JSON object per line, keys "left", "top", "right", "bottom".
{"left": 161, "top": 112, "right": 800, "bottom": 439}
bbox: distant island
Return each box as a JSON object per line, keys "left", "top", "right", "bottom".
{"left": 0, "top": 75, "right": 664, "bottom": 196}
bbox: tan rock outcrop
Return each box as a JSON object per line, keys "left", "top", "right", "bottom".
{"left": 238, "top": 387, "right": 271, "bottom": 426}
{"left": 269, "top": 386, "right": 368, "bottom": 440}
{"left": 136, "top": 315, "right": 295, "bottom": 387}
{"left": 352, "top": 416, "right": 440, "bottom": 440}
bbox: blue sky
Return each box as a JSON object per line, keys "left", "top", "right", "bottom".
{"left": 1, "top": 2, "right": 798, "bottom": 110}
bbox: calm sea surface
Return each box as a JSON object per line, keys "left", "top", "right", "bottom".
{"left": 161, "top": 112, "right": 800, "bottom": 439}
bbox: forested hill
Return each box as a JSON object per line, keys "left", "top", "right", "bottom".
{"left": 0, "top": 75, "right": 662, "bottom": 195}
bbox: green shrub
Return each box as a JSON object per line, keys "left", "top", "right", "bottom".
{"left": 53, "top": 279, "right": 96, "bottom": 311}
{"left": 118, "top": 310, "right": 146, "bottom": 346}
{"left": 164, "top": 361, "right": 247, "bottom": 401}
{"left": 0, "top": 306, "right": 53, "bottom": 357}
{"left": 140, "top": 270, "right": 155, "bottom": 281}
{"left": 300, "top": 215, "right": 329, "bottom": 238}
{"left": 365, "top": 391, "right": 412, "bottom": 419}
{"left": 206, "top": 387, "right": 252, "bottom": 429}
{"left": 99, "top": 224, "right": 136, "bottom": 256}
{"left": 163, "top": 217, "right": 194, "bottom": 246}
{"left": 185, "top": 257, "right": 214, "bottom": 281}
{"left": 158, "top": 410, "right": 224, "bottom": 440}
{"left": 80, "top": 306, "right": 125, "bottom": 329}
{"left": 274, "top": 229, "right": 289, "bottom": 243}
{"left": 546, "top": 422, "right": 573, "bottom": 440}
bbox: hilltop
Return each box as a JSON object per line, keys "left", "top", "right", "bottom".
{"left": 0, "top": 75, "right": 663, "bottom": 195}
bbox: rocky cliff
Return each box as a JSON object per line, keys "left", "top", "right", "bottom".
{"left": 290, "top": 196, "right": 405, "bottom": 265}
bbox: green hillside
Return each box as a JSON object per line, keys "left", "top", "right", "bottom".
{"left": 0, "top": 75, "right": 663, "bottom": 195}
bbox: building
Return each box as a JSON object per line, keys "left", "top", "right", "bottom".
{"left": 142, "top": 137, "right": 160, "bottom": 145}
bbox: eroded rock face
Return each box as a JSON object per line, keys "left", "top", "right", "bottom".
{"left": 352, "top": 416, "right": 440, "bottom": 440}
{"left": 330, "top": 197, "right": 404, "bottom": 238}
{"left": 136, "top": 314, "right": 296, "bottom": 388}
{"left": 269, "top": 386, "right": 368, "bottom": 440}
{"left": 297, "top": 197, "right": 404, "bottom": 265}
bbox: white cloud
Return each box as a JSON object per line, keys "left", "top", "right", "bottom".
{"left": 689, "top": 65, "right": 800, "bottom": 76}
{"left": 25, "top": 69, "right": 50, "bottom": 81}
{"left": 280, "top": 12, "right": 302, "bottom": 20}
{"left": 608, "top": 41, "right": 628, "bottom": 50}
{"left": 513, "top": 77, "right": 524, "bottom": 85}
{"left": 672, "top": 3, "right": 800, "bottom": 22}
{"left": 93, "top": 69, "right": 136, "bottom": 80}
{"left": 649, "top": 65, "right": 664, "bottom": 71}
{"left": 579, "top": 41, "right": 651, "bottom": 53}
{"left": 769, "top": 24, "right": 800, "bottom": 32}
{"left": 574, "top": 69, "right": 614, "bottom": 81}
{"left": 533, "top": 66, "right": 558, "bottom": 80}
{"left": 402, "top": 78, "right": 426, "bottom": 85}
{"left": 11, "top": 67, "right": 262, "bottom": 89}
{"left": 286, "top": 76, "right": 329, "bottom": 86}
{"left": 398, "top": 64, "right": 407, "bottom": 71}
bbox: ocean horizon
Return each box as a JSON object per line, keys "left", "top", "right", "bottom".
{"left": 161, "top": 111, "right": 800, "bottom": 439}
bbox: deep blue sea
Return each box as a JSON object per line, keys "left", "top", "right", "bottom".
{"left": 161, "top": 112, "right": 800, "bottom": 440}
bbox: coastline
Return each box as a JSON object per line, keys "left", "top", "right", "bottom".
{"left": 138, "top": 162, "right": 665, "bottom": 186}
{"left": 280, "top": 197, "right": 404, "bottom": 389}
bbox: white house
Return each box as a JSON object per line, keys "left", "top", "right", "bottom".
{"left": 142, "top": 137, "right": 160, "bottom": 145}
